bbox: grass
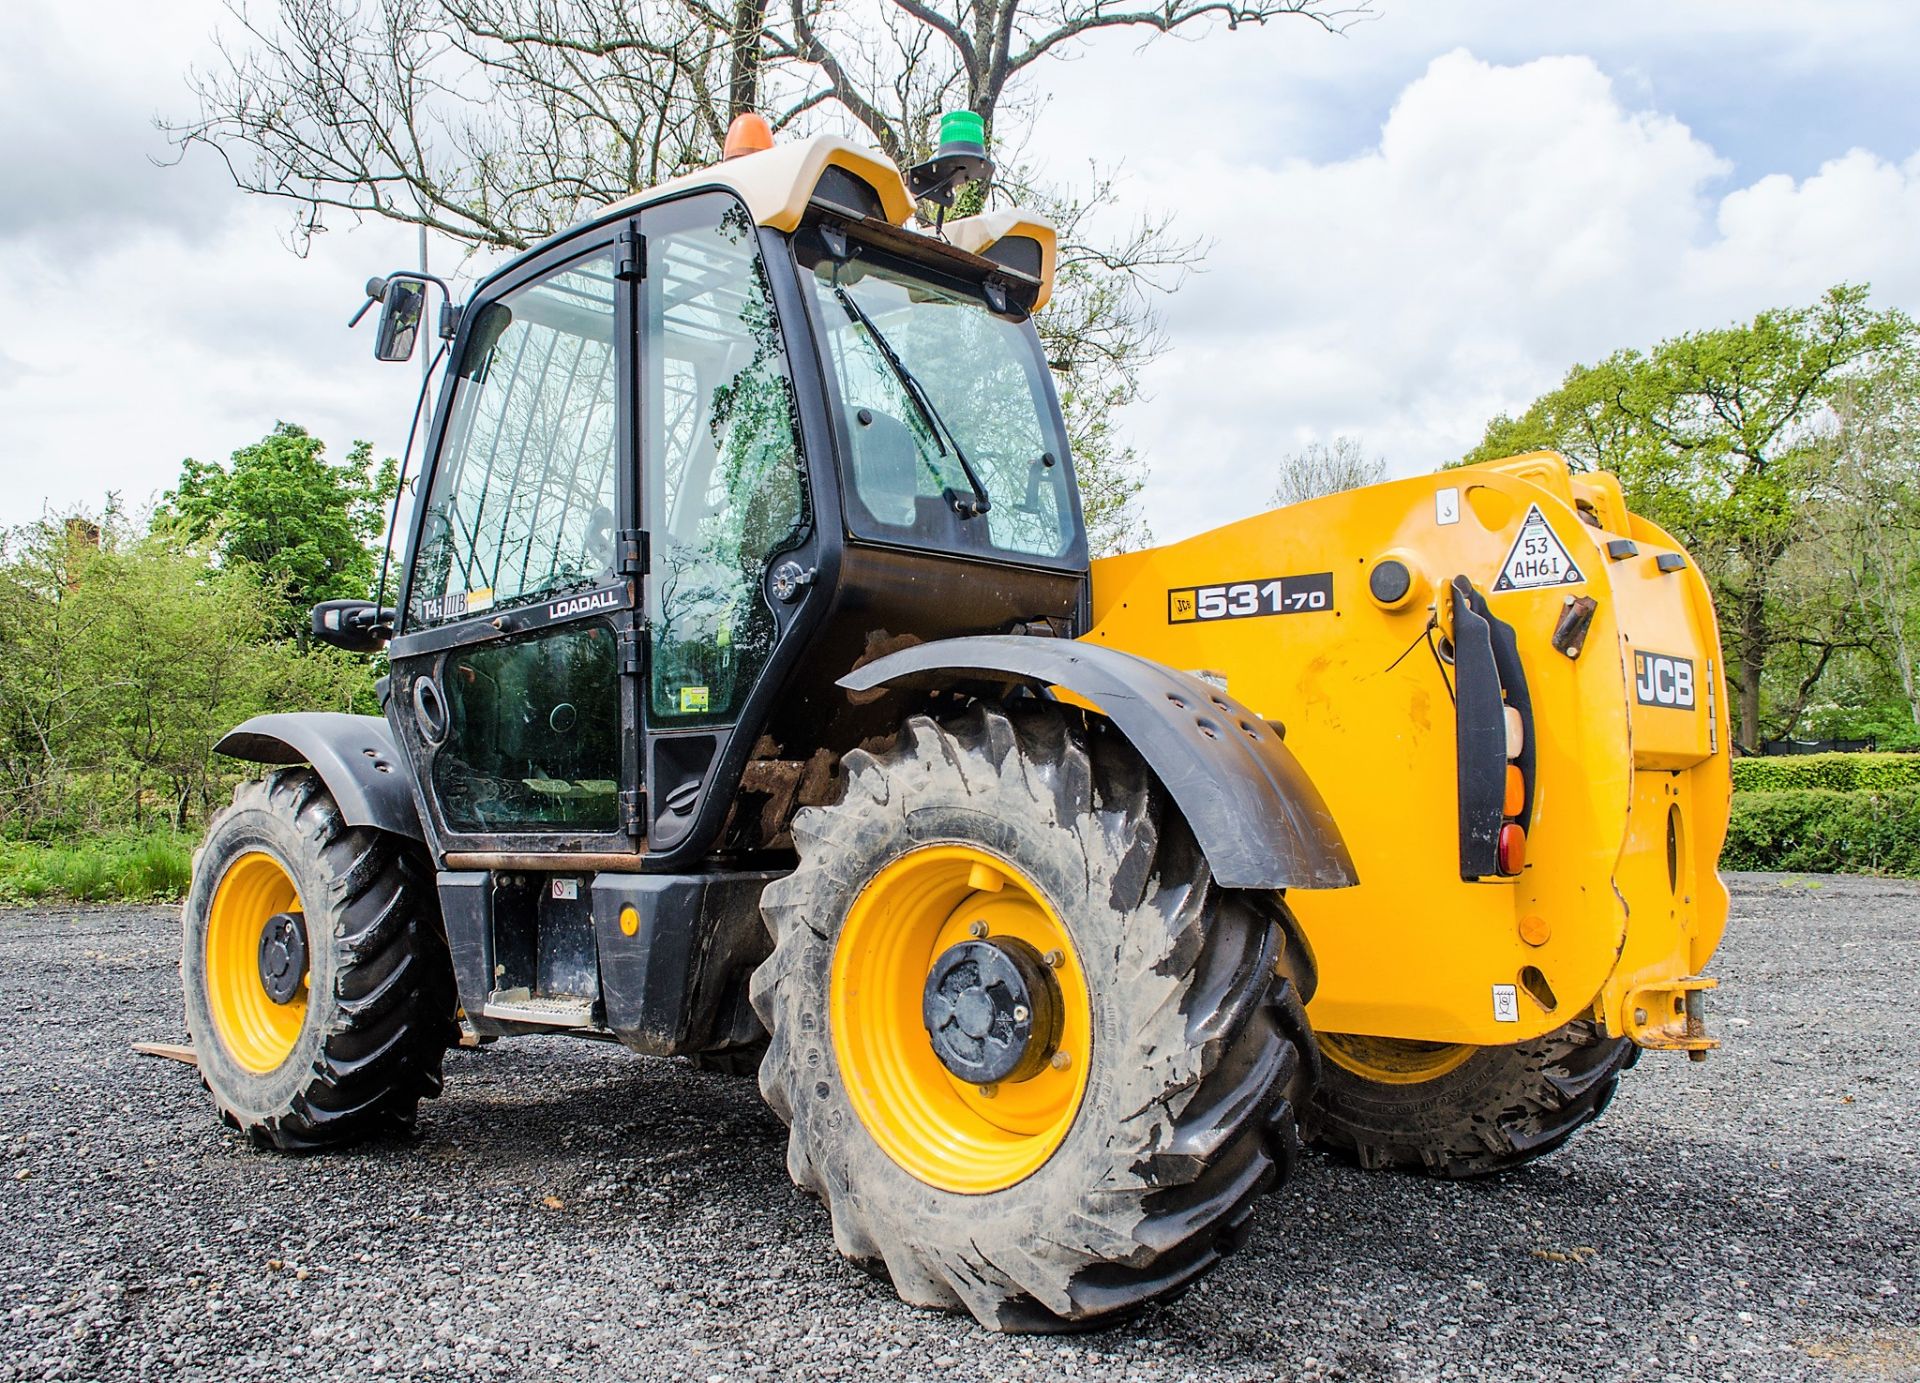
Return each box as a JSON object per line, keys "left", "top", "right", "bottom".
{"left": 0, "top": 831, "right": 194, "bottom": 904}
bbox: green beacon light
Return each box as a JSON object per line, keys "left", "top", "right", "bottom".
{"left": 908, "top": 110, "right": 995, "bottom": 227}
{"left": 937, "top": 110, "right": 987, "bottom": 161}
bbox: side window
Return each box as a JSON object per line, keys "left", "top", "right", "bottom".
{"left": 407, "top": 253, "right": 619, "bottom": 628}
{"left": 645, "top": 198, "right": 807, "bottom": 725}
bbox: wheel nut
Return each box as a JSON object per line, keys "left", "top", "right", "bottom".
{"left": 1043, "top": 949, "right": 1064, "bottom": 968}
{"left": 977, "top": 1083, "right": 998, "bottom": 1098}
{"left": 1012, "top": 1005, "right": 1029, "bottom": 1022}
{"left": 968, "top": 920, "right": 989, "bottom": 939}
{"left": 1050, "top": 1051, "right": 1072, "bottom": 1072}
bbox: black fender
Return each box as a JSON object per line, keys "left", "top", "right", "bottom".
{"left": 214, "top": 713, "right": 424, "bottom": 843}
{"left": 839, "top": 636, "right": 1357, "bottom": 891}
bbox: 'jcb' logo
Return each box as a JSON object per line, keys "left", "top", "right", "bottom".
{"left": 1635, "top": 652, "right": 1696, "bottom": 709}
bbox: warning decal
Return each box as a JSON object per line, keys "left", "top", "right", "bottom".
{"left": 1493, "top": 504, "right": 1585, "bottom": 592}
{"left": 1492, "top": 985, "right": 1520, "bottom": 1023}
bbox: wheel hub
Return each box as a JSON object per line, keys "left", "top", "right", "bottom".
{"left": 257, "top": 911, "right": 309, "bottom": 1005}
{"left": 922, "top": 936, "right": 1061, "bottom": 1086}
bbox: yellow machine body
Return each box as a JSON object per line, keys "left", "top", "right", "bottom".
{"left": 1085, "top": 453, "right": 1730, "bottom": 1049}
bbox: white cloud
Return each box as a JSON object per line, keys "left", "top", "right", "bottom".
{"left": 0, "top": 205, "right": 437, "bottom": 525}
{"left": 3, "top": 0, "right": 1918, "bottom": 552}
{"left": 1085, "top": 49, "right": 1920, "bottom": 541}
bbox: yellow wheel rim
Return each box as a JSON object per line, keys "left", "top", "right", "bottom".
{"left": 1322, "top": 1032, "right": 1476, "bottom": 1086}
{"left": 831, "top": 844, "right": 1092, "bottom": 1194}
{"left": 205, "top": 851, "right": 309, "bottom": 1074}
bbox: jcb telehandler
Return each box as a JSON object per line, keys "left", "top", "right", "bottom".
{"left": 183, "top": 112, "right": 1729, "bottom": 1330}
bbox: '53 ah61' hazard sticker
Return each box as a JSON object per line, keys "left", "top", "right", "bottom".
{"left": 1168, "top": 572, "right": 1333, "bottom": 623}
{"left": 1493, "top": 504, "right": 1585, "bottom": 591}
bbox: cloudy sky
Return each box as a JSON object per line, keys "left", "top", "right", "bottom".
{"left": 4, "top": 1, "right": 1919, "bottom": 542}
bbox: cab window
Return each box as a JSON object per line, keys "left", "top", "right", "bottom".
{"left": 407, "top": 252, "right": 620, "bottom": 629}
{"left": 643, "top": 196, "right": 808, "bottom": 726}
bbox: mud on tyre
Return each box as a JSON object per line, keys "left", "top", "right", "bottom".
{"left": 1311, "top": 1020, "right": 1638, "bottom": 1178}
{"left": 181, "top": 767, "right": 457, "bottom": 1150}
{"left": 750, "top": 702, "right": 1320, "bottom": 1330}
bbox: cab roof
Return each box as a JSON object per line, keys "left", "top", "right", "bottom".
{"left": 496, "top": 135, "right": 1059, "bottom": 312}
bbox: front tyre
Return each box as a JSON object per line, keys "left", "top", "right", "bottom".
{"left": 751, "top": 703, "right": 1319, "bottom": 1331}
{"left": 182, "top": 768, "right": 457, "bottom": 1150}
{"left": 1311, "top": 1021, "right": 1637, "bottom": 1178}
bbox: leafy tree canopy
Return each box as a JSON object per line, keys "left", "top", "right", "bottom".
{"left": 158, "top": 422, "right": 396, "bottom": 634}
{"left": 1463, "top": 285, "right": 1918, "bottom": 750}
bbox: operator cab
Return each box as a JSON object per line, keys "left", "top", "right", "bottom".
{"left": 340, "top": 129, "right": 1086, "bottom": 876}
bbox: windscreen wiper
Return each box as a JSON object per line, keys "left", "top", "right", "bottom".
{"left": 833, "top": 285, "right": 992, "bottom": 519}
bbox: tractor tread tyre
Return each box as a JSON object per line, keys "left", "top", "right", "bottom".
{"left": 1311, "top": 1019, "right": 1638, "bottom": 1179}
{"left": 750, "top": 702, "right": 1319, "bottom": 1331}
{"left": 182, "top": 768, "right": 458, "bottom": 1152}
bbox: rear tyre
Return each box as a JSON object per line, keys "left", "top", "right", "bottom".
{"left": 751, "top": 702, "right": 1319, "bottom": 1331}
{"left": 182, "top": 768, "right": 457, "bottom": 1151}
{"left": 1310, "top": 1020, "right": 1637, "bottom": 1178}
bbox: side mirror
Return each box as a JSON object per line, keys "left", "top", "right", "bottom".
{"left": 311, "top": 599, "right": 395, "bottom": 653}
{"left": 374, "top": 277, "right": 428, "bottom": 362}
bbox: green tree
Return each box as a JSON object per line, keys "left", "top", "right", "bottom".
{"left": 1465, "top": 285, "right": 1916, "bottom": 752}
{"left": 160, "top": 423, "right": 396, "bottom": 637}
{"left": 1807, "top": 357, "right": 1920, "bottom": 734}
{"left": 0, "top": 499, "right": 385, "bottom": 838}
{"left": 0, "top": 508, "right": 123, "bottom": 832}
{"left": 63, "top": 534, "right": 281, "bottom": 829}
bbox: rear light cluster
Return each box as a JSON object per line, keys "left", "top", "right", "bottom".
{"left": 1497, "top": 706, "right": 1527, "bottom": 876}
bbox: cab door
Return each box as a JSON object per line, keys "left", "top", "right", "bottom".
{"left": 634, "top": 193, "right": 812, "bottom": 852}
{"left": 387, "top": 237, "right": 644, "bottom": 857}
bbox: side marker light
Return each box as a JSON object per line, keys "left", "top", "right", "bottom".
{"left": 1497, "top": 823, "right": 1527, "bottom": 876}
{"left": 1503, "top": 764, "right": 1525, "bottom": 818}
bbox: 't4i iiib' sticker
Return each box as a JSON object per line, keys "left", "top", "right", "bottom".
{"left": 1492, "top": 504, "right": 1585, "bottom": 592}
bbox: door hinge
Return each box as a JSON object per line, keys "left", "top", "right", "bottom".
{"left": 616, "top": 227, "right": 646, "bottom": 282}
{"left": 616, "top": 527, "right": 650, "bottom": 576}
{"left": 617, "top": 628, "right": 645, "bottom": 676}
{"left": 619, "top": 788, "right": 646, "bottom": 836}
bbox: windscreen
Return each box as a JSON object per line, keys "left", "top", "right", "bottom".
{"left": 798, "top": 242, "right": 1081, "bottom": 563}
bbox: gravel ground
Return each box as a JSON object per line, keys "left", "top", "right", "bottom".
{"left": 0, "top": 872, "right": 1914, "bottom": 1383}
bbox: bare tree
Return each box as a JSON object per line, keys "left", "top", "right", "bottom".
{"left": 172, "top": 1, "right": 741, "bottom": 251}
{"left": 1269, "top": 436, "right": 1387, "bottom": 506}
{"left": 768, "top": 0, "right": 1366, "bottom": 168}
{"left": 167, "top": 0, "right": 1367, "bottom": 534}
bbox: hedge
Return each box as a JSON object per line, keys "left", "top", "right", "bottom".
{"left": 1721, "top": 787, "right": 1920, "bottom": 876}
{"left": 1730, "top": 752, "right": 1920, "bottom": 793}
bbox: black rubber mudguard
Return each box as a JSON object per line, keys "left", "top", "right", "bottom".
{"left": 838, "top": 636, "right": 1357, "bottom": 891}
{"left": 214, "top": 713, "right": 424, "bottom": 842}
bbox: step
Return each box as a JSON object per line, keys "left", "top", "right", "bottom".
{"left": 481, "top": 989, "right": 600, "bottom": 1029}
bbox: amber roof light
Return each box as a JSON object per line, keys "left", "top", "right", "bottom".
{"left": 724, "top": 112, "right": 775, "bottom": 160}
